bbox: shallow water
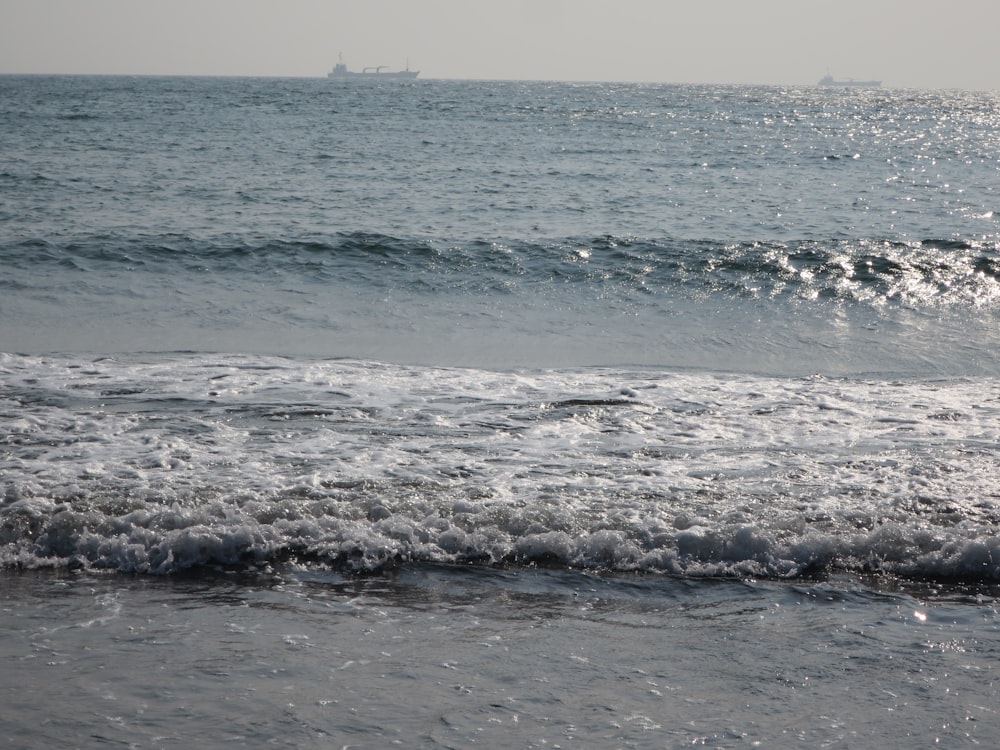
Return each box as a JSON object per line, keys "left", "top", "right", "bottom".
{"left": 3, "top": 566, "right": 998, "bottom": 748}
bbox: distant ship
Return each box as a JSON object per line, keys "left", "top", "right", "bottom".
{"left": 328, "top": 55, "right": 419, "bottom": 80}
{"left": 818, "top": 74, "right": 881, "bottom": 87}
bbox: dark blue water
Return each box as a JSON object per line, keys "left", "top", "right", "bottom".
{"left": 2, "top": 75, "right": 1000, "bottom": 747}
{"left": 3, "top": 76, "right": 999, "bottom": 373}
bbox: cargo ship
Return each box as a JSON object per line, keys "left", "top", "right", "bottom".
{"left": 328, "top": 55, "right": 419, "bottom": 80}
{"left": 818, "top": 74, "right": 881, "bottom": 87}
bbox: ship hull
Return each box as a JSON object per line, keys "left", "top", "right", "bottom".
{"left": 328, "top": 71, "right": 419, "bottom": 80}
{"left": 818, "top": 75, "right": 880, "bottom": 87}
{"left": 328, "top": 62, "right": 419, "bottom": 80}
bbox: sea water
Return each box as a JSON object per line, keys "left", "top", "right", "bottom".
{"left": 2, "top": 75, "right": 1000, "bottom": 747}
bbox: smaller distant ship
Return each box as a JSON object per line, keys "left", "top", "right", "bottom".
{"left": 328, "top": 55, "right": 419, "bottom": 80}
{"left": 818, "top": 74, "right": 881, "bottom": 87}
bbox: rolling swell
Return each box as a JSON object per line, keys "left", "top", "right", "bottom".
{"left": 4, "top": 232, "right": 998, "bottom": 309}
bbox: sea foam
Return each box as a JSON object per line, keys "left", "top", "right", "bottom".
{"left": 3, "top": 353, "right": 999, "bottom": 581}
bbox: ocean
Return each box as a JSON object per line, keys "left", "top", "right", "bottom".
{"left": 2, "top": 74, "right": 1000, "bottom": 747}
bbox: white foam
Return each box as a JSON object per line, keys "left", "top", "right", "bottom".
{"left": 3, "top": 353, "right": 1000, "bottom": 580}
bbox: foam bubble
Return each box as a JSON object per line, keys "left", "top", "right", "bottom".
{"left": 3, "top": 353, "right": 1000, "bottom": 581}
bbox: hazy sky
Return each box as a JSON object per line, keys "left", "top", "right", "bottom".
{"left": 1, "top": 0, "right": 997, "bottom": 89}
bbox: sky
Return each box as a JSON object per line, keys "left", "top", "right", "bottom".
{"left": 1, "top": 0, "right": 997, "bottom": 90}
